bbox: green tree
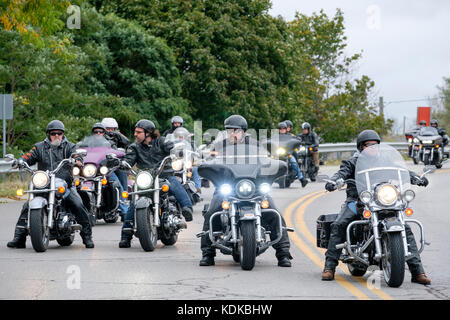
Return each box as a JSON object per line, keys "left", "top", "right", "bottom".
{"left": 431, "top": 77, "right": 450, "bottom": 132}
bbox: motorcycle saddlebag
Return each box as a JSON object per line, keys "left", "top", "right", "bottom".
{"left": 316, "top": 213, "right": 338, "bottom": 249}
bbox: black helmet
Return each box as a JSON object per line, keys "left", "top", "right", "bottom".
{"left": 46, "top": 120, "right": 65, "bottom": 133}
{"left": 302, "top": 122, "right": 311, "bottom": 130}
{"left": 278, "top": 121, "right": 288, "bottom": 129}
{"left": 356, "top": 129, "right": 381, "bottom": 152}
{"left": 224, "top": 115, "right": 248, "bottom": 131}
{"left": 419, "top": 120, "right": 426, "bottom": 126}
{"left": 92, "top": 122, "right": 106, "bottom": 132}
{"left": 135, "top": 119, "right": 156, "bottom": 133}
{"left": 430, "top": 119, "right": 438, "bottom": 127}
{"left": 284, "top": 120, "right": 293, "bottom": 128}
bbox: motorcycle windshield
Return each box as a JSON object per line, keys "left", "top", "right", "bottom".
{"left": 77, "top": 136, "right": 124, "bottom": 165}
{"left": 355, "top": 144, "right": 411, "bottom": 195}
{"left": 198, "top": 135, "right": 287, "bottom": 186}
{"left": 419, "top": 127, "right": 439, "bottom": 136}
{"left": 264, "top": 134, "right": 302, "bottom": 154}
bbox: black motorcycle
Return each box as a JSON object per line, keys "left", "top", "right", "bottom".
{"left": 196, "top": 140, "right": 293, "bottom": 270}
{"left": 317, "top": 144, "right": 431, "bottom": 287}
{"left": 296, "top": 142, "right": 317, "bottom": 181}
{"left": 109, "top": 153, "right": 187, "bottom": 251}
{"left": 265, "top": 134, "right": 301, "bottom": 188}
{"left": 416, "top": 126, "right": 445, "bottom": 168}
{"left": 5, "top": 151, "right": 87, "bottom": 252}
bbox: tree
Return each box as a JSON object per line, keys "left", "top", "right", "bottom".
{"left": 431, "top": 77, "right": 450, "bottom": 132}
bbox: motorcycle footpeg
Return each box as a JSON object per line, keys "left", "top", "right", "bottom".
{"left": 196, "top": 231, "right": 207, "bottom": 238}
{"left": 335, "top": 243, "right": 346, "bottom": 249}
{"left": 284, "top": 227, "right": 295, "bottom": 232}
{"left": 71, "top": 224, "right": 82, "bottom": 231}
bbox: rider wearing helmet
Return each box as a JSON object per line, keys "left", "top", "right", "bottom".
{"left": 118, "top": 119, "right": 194, "bottom": 248}
{"left": 297, "top": 122, "right": 320, "bottom": 181}
{"left": 101, "top": 117, "right": 130, "bottom": 149}
{"left": 430, "top": 119, "right": 449, "bottom": 146}
{"left": 7, "top": 120, "right": 94, "bottom": 249}
{"left": 198, "top": 115, "right": 293, "bottom": 267}
{"left": 284, "top": 120, "right": 294, "bottom": 134}
{"left": 163, "top": 115, "right": 184, "bottom": 137}
{"left": 321, "top": 130, "right": 431, "bottom": 284}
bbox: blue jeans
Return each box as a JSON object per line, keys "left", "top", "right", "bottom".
{"left": 288, "top": 156, "right": 303, "bottom": 180}
{"left": 192, "top": 167, "right": 201, "bottom": 189}
{"left": 120, "top": 175, "right": 192, "bottom": 239}
{"left": 109, "top": 171, "right": 128, "bottom": 214}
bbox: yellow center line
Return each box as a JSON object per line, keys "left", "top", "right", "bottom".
{"left": 283, "top": 191, "right": 371, "bottom": 300}
{"left": 292, "top": 191, "right": 393, "bottom": 300}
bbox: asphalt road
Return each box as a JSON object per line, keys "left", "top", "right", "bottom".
{"left": 0, "top": 162, "right": 449, "bottom": 300}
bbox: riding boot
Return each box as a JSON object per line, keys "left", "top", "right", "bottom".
{"left": 7, "top": 227, "right": 27, "bottom": 248}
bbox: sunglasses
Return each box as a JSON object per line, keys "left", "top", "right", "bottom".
{"left": 49, "top": 131, "right": 64, "bottom": 136}
{"left": 93, "top": 130, "right": 105, "bottom": 134}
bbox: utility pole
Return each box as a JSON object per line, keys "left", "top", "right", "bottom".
{"left": 403, "top": 116, "right": 406, "bottom": 136}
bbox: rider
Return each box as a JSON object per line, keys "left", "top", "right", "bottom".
{"left": 101, "top": 117, "right": 130, "bottom": 149}
{"left": 163, "top": 115, "right": 184, "bottom": 137}
{"left": 278, "top": 121, "right": 308, "bottom": 187}
{"left": 430, "top": 119, "right": 449, "bottom": 146}
{"left": 198, "top": 115, "right": 293, "bottom": 267}
{"left": 321, "top": 129, "right": 431, "bottom": 285}
{"left": 285, "top": 120, "right": 294, "bottom": 134}
{"left": 7, "top": 120, "right": 94, "bottom": 249}
{"left": 118, "top": 119, "right": 194, "bottom": 248}
{"left": 297, "top": 122, "right": 320, "bottom": 181}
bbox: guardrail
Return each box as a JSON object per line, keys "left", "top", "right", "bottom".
{"left": 0, "top": 142, "right": 411, "bottom": 173}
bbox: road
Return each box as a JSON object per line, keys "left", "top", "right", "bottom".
{"left": 0, "top": 162, "right": 449, "bottom": 300}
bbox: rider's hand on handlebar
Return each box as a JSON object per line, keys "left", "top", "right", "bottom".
{"left": 325, "top": 181, "right": 337, "bottom": 192}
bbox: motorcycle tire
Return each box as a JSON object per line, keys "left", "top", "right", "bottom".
{"left": 232, "top": 247, "right": 240, "bottom": 263}
{"left": 56, "top": 234, "right": 75, "bottom": 247}
{"left": 239, "top": 220, "right": 257, "bottom": 271}
{"left": 29, "top": 208, "right": 50, "bottom": 252}
{"left": 136, "top": 207, "right": 157, "bottom": 252}
{"left": 381, "top": 232, "right": 405, "bottom": 288}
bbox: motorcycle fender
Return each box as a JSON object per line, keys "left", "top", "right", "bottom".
{"left": 239, "top": 208, "right": 257, "bottom": 221}
{"left": 383, "top": 219, "right": 404, "bottom": 233}
{"left": 29, "top": 197, "right": 48, "bottom": 210}
{"left": 135, "top": 197, "right": 152, "bottom": 210}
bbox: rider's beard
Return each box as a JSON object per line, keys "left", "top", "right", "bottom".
{"left": 51, "top": 138, "right": 62, "bottom": 147}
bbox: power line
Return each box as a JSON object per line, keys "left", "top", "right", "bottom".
{"left": 385, "top": 96, "right": 445, "bottom": 105}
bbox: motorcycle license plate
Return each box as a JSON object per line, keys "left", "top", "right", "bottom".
{"left": 424, "top": 149, "right": 431, "bottom": 154}
{"left": 81, "top": 181, "right": 94, "bottom": 191}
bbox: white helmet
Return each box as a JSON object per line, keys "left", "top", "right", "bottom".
{"left": 101, "top": 117, "right": 119, "bottom": 129}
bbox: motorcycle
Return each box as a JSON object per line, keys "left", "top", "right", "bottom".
{"left": 405, "top": 128, "right": 421, "bottom": 164}
{"left": 5, "top": 151, "right": 87, "bottom": 252}
{"left": 316, "top": 144, "right": 431, "bottom": 287}
{"left": 265, "top": 134, "right": 301, "bottom": 188}
{"left": 166, "top": 128, "right": 202, "bottom": 205}
{"left": 74, "top": 135, "right": 129, "bottom": 225}
{"left": 416, "top": 126, "right": 445, "bottom": 168}
{"left": 296, "top": 142, "right": 317, "bottom": 181}
{"left": 196, "top": 137, "right": 294, "bottom": 270}
{"left": 110, "top": 152, "right": 187, "bottom": 252}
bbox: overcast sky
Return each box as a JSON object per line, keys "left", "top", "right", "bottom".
{"left": 269, "top": 0, "right": 450, "bottom": 131}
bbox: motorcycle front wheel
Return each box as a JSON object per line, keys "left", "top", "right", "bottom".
{"left": 381, "top": 232, "right": 405, "bottom": 287}
{"left": 29, "top": 208, "right": 50, "bottom": 252}
{"left": 136, "top": 207, "right": 158, "bottom": 252}
{"left": 239, "top": 220, "right": 257, "bottom": 270}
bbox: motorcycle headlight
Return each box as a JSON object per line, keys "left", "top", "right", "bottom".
{"left": 136, "top": 171, "right": 153, "bottom": 190}
{"left": 276, "top": 147, "right": 287, "bottom": 156}
{"left": 72, "top": 167, "right": 81, "bottom": 176}
{"left": 219, "top": 184, "right": 232, "bottom": 195}
{"left": 32, "top": 171, "right": 49, "bottom": 188}
{"left": 259, "top": 183, "right": 271, "bottom": 194}
{"left": 408, "top": 138, "right": 412, "bottom": 143}
{"left": 413, "top": 138, "right": 419, "bottom": 143}
{"left": 99, "top": 166, "right": 109, "bottom": 175}
{"left": 171, "top": 159, "right": 183, "bottom": 171}
{"left": 82, "top": 164, "right": 97, "bottom": 178}
{"left": 403, "top": 189, "right": 415, "bottom": 202}
{"left": 377, "top": 185, "right": 398, "bottom": 206}
{"left": 360, "top": 191, "right": 372, "bottom": 204}
{"left": 235, "top": 179, "right": 255, "bottom": 198}
{"left": 299, "top": 146, "right": 306, "bottom": 152}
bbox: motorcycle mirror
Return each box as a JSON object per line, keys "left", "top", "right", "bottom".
{"left": 4, "top": 154, "right": 15, "bottom": 161}
{"left": 106, "top": 153, "right": 118, "bottom": 159}
{"left": 75, "top": 149, "right": 87, "bottom": 157}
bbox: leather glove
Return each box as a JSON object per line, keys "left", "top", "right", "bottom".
{"left": 417, "top": 176, "right": 429, "bottom": 187}
{"left": 325, "top": 181, "right": 337, "bottom": 192}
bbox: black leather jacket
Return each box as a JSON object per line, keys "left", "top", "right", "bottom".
{"left": 330, "top": 152, "right": 424, "bottom": 203}
{"left": 105, "top": 131, "right": 130, "bottom": 149}
{"left": 297, "top": 131, "right": 319, "bottom": 150}
{"left": 20, "top": 137, "right": 80, "bottom": 184}
{"left": 122, "top": 136, "right": 174, "bottom": 176}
